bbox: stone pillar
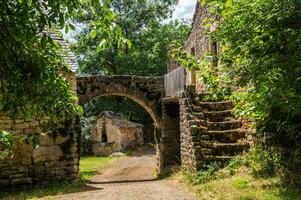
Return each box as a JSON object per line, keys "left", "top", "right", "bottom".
{"left": 179, "top": 90, "right": 204, "bottom": 172}
{"left": 159, "top": 100, "right": 181, "bottom": 172}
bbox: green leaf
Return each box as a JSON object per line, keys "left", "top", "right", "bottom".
{"left": 125, "top": 39, "right": 132, "bottom": 48}
{"left": 96, "top": 39, "right": 106, "bottom": 52}
{"left": 41, "top": 34, "right": 47, "bottom": 49}
{"left": 90, "top": 30, "right": 97, "bottom": 39}
{"left": 59, "top": 13, "right": 64, "bottom": 27}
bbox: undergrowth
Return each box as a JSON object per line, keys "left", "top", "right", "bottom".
{"left": 181, "top": 146, "right": 301, "bottom": 200}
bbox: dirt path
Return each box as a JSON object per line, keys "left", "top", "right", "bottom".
{"left": 59, "top": 147, "right": 197, "bottom": 200}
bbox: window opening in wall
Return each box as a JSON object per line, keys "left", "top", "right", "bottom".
{"left": 102, "top": 129, "right": 108, "bottom": 142}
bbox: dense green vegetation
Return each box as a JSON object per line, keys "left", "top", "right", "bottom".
{"left": 0, "top": 0, "right": 126, "bottom": 151}
{"left": 173, "top": 0, "right": 301, "bottom": 184}
{"left": 179, "top": 147, "right": 301, "bottom": 200}
{"left": 72, "top": 0, "right": 189, "bottom": 76}
{"left": 0, "top": 0, "right": 125, "bottom": 122}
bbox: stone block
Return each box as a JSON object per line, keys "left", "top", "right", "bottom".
{"left": 11, "top": 177, "right": 32, "bottom": 185}
{"left": 33, "top": 146, "right": 62, "bottom": 163}
{"left": 39, "top": 135, "right": 55, "bottom": 146}
{"left": 55, "top": 134, "right": 70, "bottom": 145}
{"left": 0, "top": 179, "right": 10, "bottom": 186}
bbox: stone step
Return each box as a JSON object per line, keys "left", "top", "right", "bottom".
{"left": 212, "top": 142, "right": 249, "bottom": 156}
{"left": 201, "top": 142, "right": 248, "bottom": 156}
{"left": 203, "top": 110, "right": 234, "bottom": 122}
{"left": 206, "top": 120, "right": 242, "bottom": 131}
{"left": 207, "top": 129, "right": 246, "bottom": 143}
{"left": 203, "top": 155, "right": 237, "bottom": 163}
{"left": 197, "top": 101, "right": 233, "bottom": 111}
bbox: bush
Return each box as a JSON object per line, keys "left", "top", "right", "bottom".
{"left": 245, "top": 146, "right": 282, "bottom": 178}
{"left": 188, "top": 162, "right": 222, "bottom": 184}
{"left": 80, "top": 116, "right": 96, "bottom": 156}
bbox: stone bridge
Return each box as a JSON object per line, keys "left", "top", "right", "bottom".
{"left": 77, "top": 75, "right": 164, "bottom": 128}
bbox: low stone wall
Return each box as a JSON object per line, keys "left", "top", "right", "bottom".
{"left": 92, "top": 142, "right": 115, "bottom": 156}
{"left": 0, "top": 117, "right": 80, "bottom": 188}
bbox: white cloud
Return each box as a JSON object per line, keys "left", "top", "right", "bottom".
{"left": 172, "top": 0, "right": 196, "bottom": 20}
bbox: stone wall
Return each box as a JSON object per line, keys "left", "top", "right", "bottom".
{"left": 0, "top": 71, "right": 80, "bottom": 188}
{"left": 159, "top": 97, "right": 181, "bottom": 171}
{"left": 178, "top": 87, "right": 203, "bottom": 171}
{"left": 91, "top": 111, "right": 144, "bottom": 156}
{"left": 77, "top": 75, "right": 164, "bottom": 128}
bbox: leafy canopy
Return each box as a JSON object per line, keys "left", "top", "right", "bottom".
{"left": 73, "top": 0, "right": 190, "bottom": 76}
{"left": 0, "top": 0, "right": 124, "bottom": 122}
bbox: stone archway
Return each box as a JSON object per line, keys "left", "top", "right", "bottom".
{"left": 77, "top": 75, "right": 183, "bottom": 173}
{"left": 77, "top": 75, "right": 164, "bottom": 128}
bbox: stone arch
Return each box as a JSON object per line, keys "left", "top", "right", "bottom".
{"left": 77, "top": 75, "right": 164, "bottom": 128}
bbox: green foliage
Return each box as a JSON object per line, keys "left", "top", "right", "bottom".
{"left": 246, "top": 146, "right": 282, "bottom": 178}
{"left": 73, "top": 0, "right": 189, "bottom": 76}
{"left": 0, "top": 131, "right": 14, "bottom": 159}
{"left": 187, "top": 162, "right": 222, "bottom": 184}
{"left": 0, "top": 0, "right": 124, "bottom": 124}
{"left": 80, "top": 116, "right": 96, "bottom": 156}
{"left": 171, "top": 49, "right": 232, "bottom": 100}
{"left": 201, "top": 0, "right": 301, "bottom": 179}
{"left": 0, "top": 130, "right": 40, "bottom": 159}
{"left": 0, "top": 0, "right": 126, "bottom": 156}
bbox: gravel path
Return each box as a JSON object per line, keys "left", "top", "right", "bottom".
{"left": 59, "top": 147, "right": 197, "bottom": 200}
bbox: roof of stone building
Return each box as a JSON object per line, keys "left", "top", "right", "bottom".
{"left": 99, "top": 111, "right": 143, "bottom": 128}
{"left": 50, "top": 32, "right": 78, "bottom": 73}
{"left": 186, "top": 2, "right": 200, "bottom": 40}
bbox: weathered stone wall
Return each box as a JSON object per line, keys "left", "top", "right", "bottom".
{"left": 158, "top": 97, "right": 181, "bottom": 171}
{"left": 0, "top": 71, "right": 80, "bottom": 188}
{"left": 179, "top": 88, "right": 203, "bottom": 171}
{"left": 91, "top": 112, "right": 143, "bottom": 156}
{"left": 77, "top": 75, "right": 164, "bottom": 128}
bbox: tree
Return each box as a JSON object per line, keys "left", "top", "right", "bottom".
{"left": 72, "top": 0, "right": 190, "bottom": 76}
{"left": 0, "top": 0, "right": 125, "bottom": 152}
{"left": 0, "top": 0, "right": 124, "bottom": 122}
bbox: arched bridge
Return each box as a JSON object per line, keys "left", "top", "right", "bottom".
{"left": 77, "top": 75, "right": 164, "bottom": 127}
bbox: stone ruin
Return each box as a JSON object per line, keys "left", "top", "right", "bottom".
{"left": 91, "top": 111, "right": 144, "bottom": 156}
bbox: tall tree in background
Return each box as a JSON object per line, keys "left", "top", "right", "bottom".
{"left": 73, "top": 0, "right": 190, "bottom": 76}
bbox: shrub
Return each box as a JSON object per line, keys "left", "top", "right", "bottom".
{"left": 190, "top": 162, "right": 222, "bottom": 184}
{"left": 80, "top": 116, "right": 96, "bottom": 156}
{"left": 245, "top": 146, "right": 282, "bottom": 178}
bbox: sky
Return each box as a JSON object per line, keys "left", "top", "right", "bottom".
{"left": 172, "top": 0, "right": 196, "bottom": 20}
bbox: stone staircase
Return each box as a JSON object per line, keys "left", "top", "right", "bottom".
{"left": 190, "top": 98, "right": 249, "bottom": 167}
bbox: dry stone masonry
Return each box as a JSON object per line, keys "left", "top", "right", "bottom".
{"left": 77, "top": 75, "right": 164, "bottom": 128}
{"left": 91, "top": 111, "right": 144, "bottom": 156}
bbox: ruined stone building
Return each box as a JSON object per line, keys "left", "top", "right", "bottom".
{"left": 91, "top": 111, "right": 143, "bottom": 156}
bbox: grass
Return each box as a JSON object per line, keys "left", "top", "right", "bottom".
{"left": 177, "top": 166, "right": 301, "bottom": 200}
{"left": 0, "top": 156, "right": 120, "bottom": 200}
